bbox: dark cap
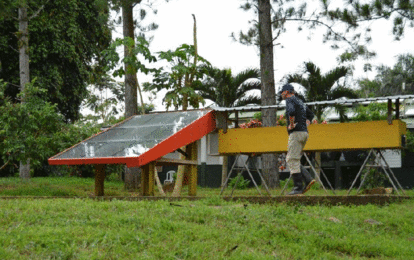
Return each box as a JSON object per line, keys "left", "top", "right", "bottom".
{"left": 281, "top": 83, "right": 295, "bottom": 93}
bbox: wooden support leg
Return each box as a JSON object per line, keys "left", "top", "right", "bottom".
{"left": 94, "top": 164, "right": 105, "bottom": 196}
{"left": 140, "top": 165, "right": 147, "bottom": 196}
{"left": 141, "top": 162, "right": 155, "bottom": 196}
{"left": 188, "top": 142, "right": 198, "bottom": 196}
{"left": 154, "top": 165, "right": 166, "bottom": 197}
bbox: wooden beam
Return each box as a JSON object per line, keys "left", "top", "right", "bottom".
{"left": 188, "top": 142, "right": 198, "bottom": 196}
{"left": 140, "top": 162, "right": 155, "bottom": 196}
{"left": 94, "top": 164, "right": 105, "bottom": 196}
{"left": 175, "top": 148, "right": 188, "bottom": 158}
{"left": 156, "top": 158, "right": 198, "bottom": 166}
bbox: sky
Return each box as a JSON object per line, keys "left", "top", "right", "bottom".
{"left": 94, "top": 0, "right": 414, "bottom": 114}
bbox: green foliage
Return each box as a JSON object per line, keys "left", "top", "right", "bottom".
{"left": 102, "top": 36, "right": 158, "bottom": 78}
{"left": 238, "top": 0, "right": 413, "bottom": 63}
{"left": 0, "top": 0, "right": 112, "bottom": 122}
{"left": 253, "top": 112, "right": 262, "bottom": 121}
{"left": 327, "top": 0, "right": 414, "bottom": 41}
{"left": 406, "top": 130, "right": 414, "bottom": 153}
{"left": 286, "top": 61, "right": 357, "bottom": 121}
{"left": 352, "top": 103, "right": 388, "bottom": 122}
{"left": 361, "top": 168, "right": 387, "bottom": 190}
{"left": 137, "top": 103, "right": 155, "bottom": 114}
{"left": 228, "top": 175, "right": 250, "bottom": 190}
{"left": 83, "top": 74, "right": 125, "bottom": 123}
{"left": 0, "top": 79, "right": 66, "bottom": 169}
{"left": 144, "top": 44, "right": 210, "bottom": 110}
{"left": 194, "top": 66, "right": 261, "bottom": 107}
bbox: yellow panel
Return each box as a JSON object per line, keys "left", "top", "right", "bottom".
{"left": 219, "top": 120, "right": 406, "bottom": 155}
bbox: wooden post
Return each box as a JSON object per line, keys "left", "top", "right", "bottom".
{"left": 395, "top": 98, "right": 400, "bottom": 119}
{"left": 188, "top": 142, "right": 198, "bottom": 196}
{"left": 235, "top": 111, "right": 239, "bottom": 128}
{"left": 140, "top": 164, "right": 147, "bottom": 196}
{"left": 94, "top": 164, "right": 105, "bottom": 196}
{"left": 148, "top": 161, "right": 155, "bottom": 196}
{"left": 141, "top": 162, "right": 155, "bottom": 196}
{"left": 387, "top": 99, "right": 393, "bottom": 124}
{"left": 154, "top": 165, "right": 166, "bottom": 196}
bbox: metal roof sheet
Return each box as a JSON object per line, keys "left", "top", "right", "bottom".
{"left": 211, "top": 95, "right": 414, "bottom": 112}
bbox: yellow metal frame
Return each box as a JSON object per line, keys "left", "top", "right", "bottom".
{"left": 218, "top": 120, "right": 407, "bottom": 155}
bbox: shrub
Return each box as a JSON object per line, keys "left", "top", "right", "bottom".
{"left": 228, "top": 175, "right": 250, "bottom": 189}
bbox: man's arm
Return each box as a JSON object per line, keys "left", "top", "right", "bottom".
{"left": 288, "top": 116, "right": 297, "bottom": 130}
{"left": 286, "top": 99, "right": 297, "bottom": 130}
{"left": 306, "top": 106, "right": 314, "bottom": 126}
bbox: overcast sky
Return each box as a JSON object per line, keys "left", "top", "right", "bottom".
{"left": 102, "top": 0, "right": 414, "bottom": 113}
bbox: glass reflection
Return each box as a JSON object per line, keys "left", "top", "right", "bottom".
{"left": 53, "top": 110, "right": 209, "bottom": 159}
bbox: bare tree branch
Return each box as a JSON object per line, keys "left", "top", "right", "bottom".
{"left": 0, "top": 159, "right": 10, "bottom": 172}
{"left": 272, "top": 18, "right": 358, "bottom": 53}
{"left": 29, "top": 2, "right": 48, "bottom": 20}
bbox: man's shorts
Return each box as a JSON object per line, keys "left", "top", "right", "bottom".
{"left": 286, "top": 131, "right": 309, "bottom": 174}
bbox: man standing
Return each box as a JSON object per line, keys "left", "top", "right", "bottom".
{"left": 281, "top": 84, "right": 316, "bottom": 195}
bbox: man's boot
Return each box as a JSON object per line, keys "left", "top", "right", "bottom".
{"left": 301, "top": 165, "right": 316, "bottom": 194}
{"left": 287, "top": 173, "right": 303, "bottom": 195}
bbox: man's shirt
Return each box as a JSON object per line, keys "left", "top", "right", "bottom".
{"left": 285, "top": 96, "right": 314, "bottom": 135}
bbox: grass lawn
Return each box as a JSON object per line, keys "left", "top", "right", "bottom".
{"left": 0, "top": 177, "right": 414, "bottom": 259}
{"left": 0, "top": 176, "right": 413, "bottom": 197}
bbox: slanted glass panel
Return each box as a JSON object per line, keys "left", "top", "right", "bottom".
{"left": 53, "top": 110, "right": 209, "bottom": 159}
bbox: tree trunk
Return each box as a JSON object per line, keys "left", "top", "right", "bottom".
{"left": 123, "top": 4, "right": 138, "bottom": 118}
{"left": 122, "top": 3, "right": 140, "bottom": 190}
{"left": 18, "top": 6, "right": 30, "bottom": 179}
{"left": 137, "top": 77, "right": 146, "bottom": 114}
{"left": 258, "top": 0, "right": 278, "bottom": 188}
{"left": 124, "top": 166, "right": 141, "bottom": 191}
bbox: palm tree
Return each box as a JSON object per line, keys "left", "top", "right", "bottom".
{"left": 195, "top": 66, "right": 261, "bottom": 107}
{"left": 285, "top": 61, "right": 358, "bottom": 122}
{"left": 194, "top": 66, "right": 261, "bottom": 187}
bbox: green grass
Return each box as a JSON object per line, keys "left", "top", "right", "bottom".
{"left": 0, "top": 177, "right": 414, "bottom": 259}
{"left": 0, "top": 177, "right": 130, "bottom": 197}
{"left": 1, "top": 176, "right": 413, "bottom": 197}
{"left": 0, "top": 197, "right": 414, "bottom": 259}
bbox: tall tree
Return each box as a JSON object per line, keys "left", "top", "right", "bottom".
{"left": 0, "top": 0, "right": 112, "bottom": 122}
{"left": 258, "top": 0, "right": 279, "bottom": 188}
{"left": 0, "top": 0, "right": 112, "bottom": 178}
{"left": 108, "top": 0, "right": 166, "bottom": 191}
{"left": 357, "top": 53, "right": 414, "bottom": 97}
{"left": 17, "top": 4, "right": 32, "bottom": 178}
